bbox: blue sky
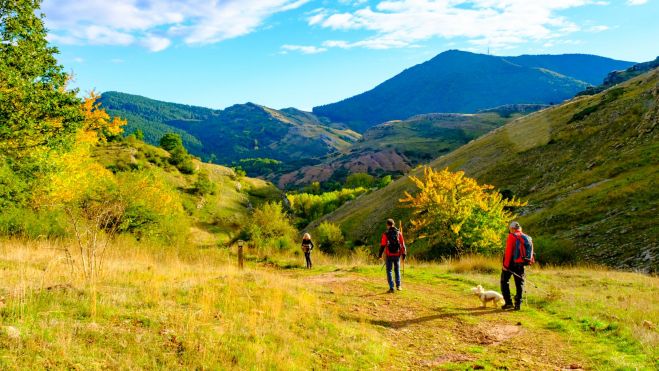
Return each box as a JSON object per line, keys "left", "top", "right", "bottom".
{"left": 42, "top": 0, "right": 658, "bottom": 111}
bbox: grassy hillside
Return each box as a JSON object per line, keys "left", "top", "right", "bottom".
{"left": 316, "top": 68, "right": 659, "bottom": 272}
{"left": 1, "top": 244, "right": 656, "bottom": 369}
{"left": 99, "top": 92, "right": 360, "bottom": 172}
{"left": 312, "top": 50, "right": 593, "bottom": 131}
{"left": 278, "top": 112, "right": 512, "bottom": 188}
{"left": 578, "top": 56, "right": 659, "bottom": 96}
{"left": 92, "top": 139, "right": 282, "bottom": 245}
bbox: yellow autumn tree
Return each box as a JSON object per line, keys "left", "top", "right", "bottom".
{"left": 400, "top": 166, "right": 526, "bottom": 256}
{"left": 78, "top": 91, "right": 126, "bottom": 144}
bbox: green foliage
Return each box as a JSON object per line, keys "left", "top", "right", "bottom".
{"left": 287, "top": 188, "right": 369, "bottom": 226}
{"left": 134, "top": 129, "right": 144, "bottom": 141}
{"left": 0, "top": 0, "right": 83, "bottom": 198}
{"left": 346, "top": 173, "right": 375, "bottom": 188}
{"left": 0, "top": 206, "right": 67, "bottom": 238}
{"left": 160, "top": 133, "right": 184, "bottom": 152}
{"left": 160, "top": 133, "right": 196, "bottom": 174}
{"left": 378, "top": 175, "right": 392, "bottom": 188}
{"left": 234, "top": 158, "right": 283, "bottom": 177}
{"left": 314, "top": 221, "right": 345, "bottom": 254}
{"left": 192, "top": 170, "right": 215, "bottom": 196}
{"left": 240, "top": 202, "right": 298, "bottom": 251}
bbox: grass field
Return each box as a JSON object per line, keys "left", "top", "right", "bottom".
{"left": 1, "top": 240, "right": 657, "bottom": 370}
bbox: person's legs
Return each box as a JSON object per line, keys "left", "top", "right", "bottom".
{"left": 304, "top": 252, "right": 312, "bottom": 268}
{"left": 393, "top": 257, "right": 401, "bottom": 288}
{"left": 500, "top": 269, "right": 513, "bottom": 305}
{"left": 513, "top": 266, "right": 525, "bottom": 309}
{"left": 386, "top": 256, "right": 395, "bottom": 290}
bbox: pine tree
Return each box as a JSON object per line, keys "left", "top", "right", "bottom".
{"left": 0, "top": 0, "right": 83, "bottom": 158}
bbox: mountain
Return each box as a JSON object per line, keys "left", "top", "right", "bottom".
{"left": 315, "top": 68, "right": 659, "bottom": 272}
{"left": 312, "top": 50, "right": 633, "bottom": 132}
{"left": 278, "top": 111, "right": 517, "bottom": 188}
{"left": 504, "top": 54, "right": 634, "bottom": 85}
{"left": 577, "top": 56, "right": 659, "bottom": 96}
{"left": 99, "top": 92, "right": 361, "bottom": 171}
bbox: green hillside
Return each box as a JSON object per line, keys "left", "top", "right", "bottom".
{"left": 578, "top": 56, "right": 659, "bottom": 96}
{"left": 316, "top": 68, "right": 659, "bottom": 272}
{"left": 313, "top": 50, "right": 597, "bottom": 131}
{"left": 278, "top": 112, "right": 514, "bottom": 188}
{"left": 99, "top": 92, "right": 360, "bottom": 172}
{"left": 92, "top": 139, "right": 282, "bottom": 245}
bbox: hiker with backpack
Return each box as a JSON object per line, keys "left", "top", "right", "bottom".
{"left": 378, "top": 219, "right": 407, "bottom": 293}
{"left": 301, "top": 233, "right": 314, "bottom": 269}
{"left": 500, "top": 221, "right": 535, "bottom": 311}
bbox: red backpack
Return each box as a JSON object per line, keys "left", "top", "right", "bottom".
{"left": 512, "top": 233, "right": 535, "bottom": 266}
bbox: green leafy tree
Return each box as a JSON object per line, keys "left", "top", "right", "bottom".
{"left": 346, "top": 173, "right": 375, "bottom": 188}
{"left": 134, "top": 129, "right": 144, "bottom": 141}
{"left": 315, "top": 221, "right": 345, "bottom": 254}
{"left": 160, "top": 133, "right": 184, "bottom": 152}
{"left": 0, "top": 0, "right": 83, "bottom": 204}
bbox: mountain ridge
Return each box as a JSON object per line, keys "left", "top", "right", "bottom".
{"left": 312, "top": 50, "right": 634, "bottom": 131}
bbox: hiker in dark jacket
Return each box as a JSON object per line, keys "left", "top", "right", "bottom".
{"left": 378, "top": 219, "right": 407, "bottom": 293}
{"left": 501, "top": 221, "right": 525, "bottom": 310}
{"left": 301, "top": 233, "right": 314, "bottom": 269}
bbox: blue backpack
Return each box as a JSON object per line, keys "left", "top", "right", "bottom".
{"left": 512, "top": 233, "right": 535, "bottom": 266}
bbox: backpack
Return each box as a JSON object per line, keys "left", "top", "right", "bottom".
{"left": 512, "top": 233, "right": 535, "bottom": 266}
{"left": 386, "top": 228, "right": 401, "bottom": 255}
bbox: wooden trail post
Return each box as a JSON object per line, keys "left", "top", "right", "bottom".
{"left": 237, "top": 240, "right": 244, "bottom": 269}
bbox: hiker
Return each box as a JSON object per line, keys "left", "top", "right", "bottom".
{"left": 379, "top": 219, "right": 407, "bottom": 293}
{"left": 501, "top": 221, "right": 529, "bottom": 311}
{"left": 301, "top": 233, "right": 314, "bottom": 269}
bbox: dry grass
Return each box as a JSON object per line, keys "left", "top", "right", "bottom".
{"left": 0, "top": 239, "right": 385, "bottom": 369}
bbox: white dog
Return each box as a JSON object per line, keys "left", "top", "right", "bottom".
{"left": 471, "top": 285, "right": 505, "bottom": 308}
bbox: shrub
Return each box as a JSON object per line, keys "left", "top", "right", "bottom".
{"left": 240, "top": 202, "right": 297, "bottom": 251}
{"left": 287, "top": 187, "right": 368, "bottom": 226}
{"left": 315, "top": 222, "right": 345, "bottom": 254}
{"left": 192, "top": 170, "right": 216, "bottom": 195}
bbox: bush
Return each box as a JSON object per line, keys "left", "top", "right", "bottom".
{"left": 315, "top": 222, "right": 345, "bottom": 254}
{"left": 287, "top": 187, "right": 368, "bottom": 226}
{"left": 240, "top": 202, "right": 298, "bottom": 251}
{"left": 192, "top": 170, "right": 215, "bottom": 195}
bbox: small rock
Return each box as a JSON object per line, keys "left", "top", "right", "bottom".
{"left": 472, "top": 365, "right": 485, "bottom": 370}
{"left": 3, "top": 326, "right": 20, "bottom": 340}
{"left": 642, "top": 320, "right": 655, "bottom": 330}
{"left": 516, "top": 322, "right": 522, "bottom": 326}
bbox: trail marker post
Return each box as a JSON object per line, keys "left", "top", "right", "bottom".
{"left": 237, "top": 240, "right": 244, "bottom": 269}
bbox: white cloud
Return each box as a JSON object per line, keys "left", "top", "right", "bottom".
{"left": 587, "top": 25, "right": 609, "bottom": 32}
{"left": 281, "top": 44, "right": 327, "bottom": 54}
{"left": 41, "top": 0, "right": 308, "bottom": 51}
{"left": 310, "top": 0, "right": 609, "bottom": 50}
{"left": 73, "top": 57, "right": 84, "bottom": 63}
{"left": 627, "top": 0, "right": 647, "bottom": 5}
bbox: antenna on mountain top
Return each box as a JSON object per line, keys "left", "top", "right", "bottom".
{"left": 487, "top": 46, "right": 490, "bottom": 55}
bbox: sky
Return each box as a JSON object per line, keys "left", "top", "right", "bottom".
{"left": 42, "top": 0, "right": 659, "bottom": 111}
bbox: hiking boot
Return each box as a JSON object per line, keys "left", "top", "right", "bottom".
{"left": 513, "top": 306, "right": 521, "bottom": 311}
{"left": 396, "top": 286, "right": 402, "bottom": 291}
{"left": 388, "top": 288, "right": 395, "bottom": 293}
{"left": 501, "top": 304, "right": 514, "bottom": 310}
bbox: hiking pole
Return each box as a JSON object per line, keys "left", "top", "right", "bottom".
{"left": 507, "top": 269, "right": 548, "bottom": 294}
{"left": 399, "top": 220, "right": 405, "bottom": 279}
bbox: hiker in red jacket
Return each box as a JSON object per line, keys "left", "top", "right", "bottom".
{"left": 378, "top": 219, "right": 407, "bottom": 293}
{"left": 500, "top": 221, "right": 526, "bottom": 311}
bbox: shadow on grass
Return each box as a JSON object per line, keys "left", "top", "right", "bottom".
{"left": 343, "top": 307, "right": 501, "bottom": 329}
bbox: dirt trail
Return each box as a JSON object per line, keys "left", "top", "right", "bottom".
{"left": 288, "top": 269, "right": 585, "bottom": 370}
